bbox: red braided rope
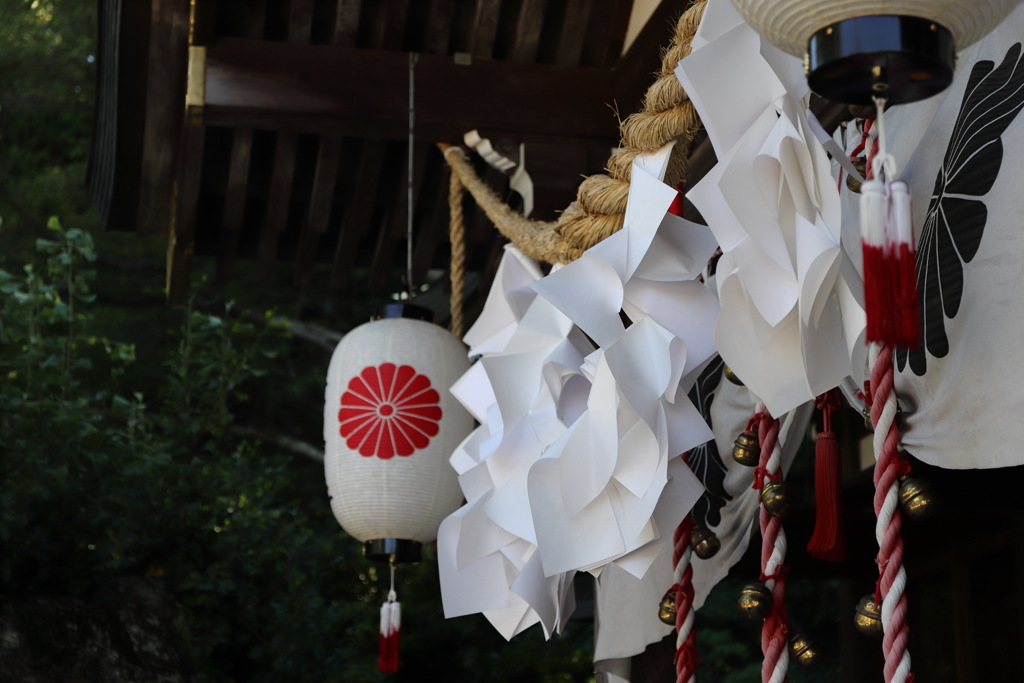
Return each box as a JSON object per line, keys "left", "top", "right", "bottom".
{"left": 756, "top": 412, "right": 788, "bottom": 682}
{"left": 870, "top": 344, "right": 913, "bottom": 683}
{"left": 673, "top": 516, "right": 697, "bottom": 683}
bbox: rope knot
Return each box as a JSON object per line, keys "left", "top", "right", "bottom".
{"left": 753, "top": 466, "right": 781, "bottom": 491}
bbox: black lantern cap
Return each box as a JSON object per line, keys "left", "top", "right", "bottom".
{"left": 379, "top": 302, "right": 434, "bottom": 322}
{"left": 364, "top": 538, "right": 423, "bottom": 563}
{"left": 807, "top": 15, "right": 955, "bottom": 105}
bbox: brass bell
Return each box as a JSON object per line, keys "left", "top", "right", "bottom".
{"left": 732, "top": 429, "right": 760, "bottom": 466}
{"left": 847, "top": 103, "right": 876, "bottom": 119}
{"left": 853, "top": 594, "right": 883, "bottom": 638}
{"left": 788, "top": 632, "right": 819, "bottom": 668}
{"left": 658, "top": 593, "right": 677, "bottom": 626}
{"left": 723, "top": 365, "right": 744, "bottom": 386}
{"left": 689, "top": 526, "right": 721, "bottom": 560}
{"left": 761, "top": 479, "right": 793, "bottom": 519}
{"left": 898, "top": 475, "right": 936, "bottom": 521}
{"left": 738, "top": 582, "right": 774, "bottom": 620}
{"left": 846, "top": 157, "right": 868, "bottom": 193}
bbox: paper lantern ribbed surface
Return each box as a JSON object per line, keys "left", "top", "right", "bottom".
{"left": 730, "top": 0, "right": 1018, "bottom": 57}
{"left": 324, "top": 316, "right": 471, "bottom": 551}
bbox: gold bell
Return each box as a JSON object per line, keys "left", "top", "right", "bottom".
{"left": 658, "top": 593, "right": 677, "bottom": 626}
{"left": 732, "top": 429, "right": 760, "bottom": 466}
{"left": 846, "top": 157, "right": 868, "bottom": 193}
{"left": 689, "top": 526, "right": 721, "bottom": 560}
{"left": 854, "top": 594, "right": 883, "bottom": 638}
{"left": 898, "top": 475, "right": 936, "bottom": 520}
{"left": 738, "top": 582, "right": 774, "bottom": 620}
{"left": 788, "top": 632, "right": 819, "bottom": 668}
{"left": 761, "top": 479, "right": 793, "bottom": 519}
{"left": 723, "top": 365, "right": 744, "bottom": 386}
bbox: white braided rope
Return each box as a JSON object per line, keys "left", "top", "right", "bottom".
{"left": 869, "top": 343, "right": 913, "bottom": 682}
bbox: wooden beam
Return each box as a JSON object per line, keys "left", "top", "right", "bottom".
{"left": 332, "top": 140, "right": 387, "bottom": 289}
{"left": 471, "top": 0, "right": 502, "bottom": 58}
{"left": 554, "top": 0, "right": 589, "bottom": 66}
{"left": 217, "top": 126, "right": 254, "bottom": 281}
{"left": 371, "top": 141, "right": 429, "bottom": 292}
{"left": 166, "top": 123, "right": 206, "bottom": 306}
{"left": 332, "top": 0, "right": 361, "bottom": 47}
{"left": 293, "top": 133, "right": 342, "bottom": 286}
{"left": 612, "top": 0, "right": 693, "bottom": 117}
{"left": 256, "top": 133, "right": 298, "bottom": 282}
{"left": 137, "top": 0, "right": 190, "bottom": 236}
{"left": 424, "top": 0, "right": 456, "bottom": 55}
{"left": 200, "top": 39, "right": 619, "bottom": 144}
{"left": 511, "top": 0, "right": 546, "bottom": 63}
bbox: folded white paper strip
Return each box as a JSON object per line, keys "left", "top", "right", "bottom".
{"left": 439, "top": 141, "right": 723, "bottom": 641}
{"left": 676, "top": 1, "right": 867, "bottom": 417}
{"left": 594, "top": 355, "right": 813, "bottom": 663}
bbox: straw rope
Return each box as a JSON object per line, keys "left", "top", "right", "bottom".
{"left": 439, "top": 0, "right": 708, "bottom": 265}
{"left": 448, "top": 168, "right": 466, "bottom": 338}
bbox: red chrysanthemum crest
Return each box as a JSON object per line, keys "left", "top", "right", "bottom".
{"left": 338, "top": 363, "right": 443, "bottom": 459}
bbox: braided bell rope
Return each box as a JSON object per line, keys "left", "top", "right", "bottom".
{"left": 869, "top": 343, "right": 914, "bottom": 683}
{"left": 672, "top": 512, "right": 697, "bottom": 682}
{"left": 756, "top": 411, "right": 789, "bottom": 683}
{"left": 439, "top": 0, "right": 708, "bottom": 266}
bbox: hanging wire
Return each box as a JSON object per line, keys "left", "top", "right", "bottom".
{"left": 407, "top": 53, "right": 419, "bottom": 299}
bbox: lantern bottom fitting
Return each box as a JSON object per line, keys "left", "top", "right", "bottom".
{"left": 364, "top": 538, "right": 423, "bottom": 563}
{"left": 807, "top": 14, "right": 954, "bottom": 105}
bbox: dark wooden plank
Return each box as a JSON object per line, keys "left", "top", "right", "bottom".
{"left": 332, "top": 139, "right": 387, "bottom": 289}
{"left": 136, "top": 0, "right": 191, "bottom": 236}
{"left": 373, "top": 0, "right": 408, "bottom": 51}
{"left": 167, "top": 123, "right": 206, "bottom": 306}
{"left": 217, "top": 127, "right": 254, "bottom": 280}
{"left": 511, "top": 0, "right": 546, "bottom": 63}
{"left": 288, "top": 0, "right": 315, "bottom": 43}
{"left": 412, "top": 159, "right": 453, "bottom": 285}
{"left": 370, "top": 141, "right": 430, "bottom": 292}
{"left": 191, "top": 0, "right": 218, "bottom": 46}
{"left": 201, "top": 39, "right": 619, "bottom": 143}
{"left": 293, "top": 133, "right": 342, "bottom": 286}
{"left": 216, "top": 0, "right": 267, "bottom": 281}
{"left": 613, "top": 0, "right": 694, "bottom": 116}
{"left": 332, "top": 0, "right": 361, "bottom": 47}
{"left": 602, "top": 0, "right": 634, "bottom": 66}
{"left": 424, "top": 0, "right": 456, "bottom": 55}
{"left": 554, "top": 0, "right": 589, "bottom": 65}
{"left": 471, "top": 0, "right": 502, "bottom": 57}
{"left": 256, "top": 132, "right": 298, "bottom": 282}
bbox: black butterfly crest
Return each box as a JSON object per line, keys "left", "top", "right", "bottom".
{"left": 685, "top": 355, "right": 732, "bottom": 529}
{"left": 898, "top": 43, "right": 1024, "bottom": 375}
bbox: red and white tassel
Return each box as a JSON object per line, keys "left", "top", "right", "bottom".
{"left": 860, "top": 99, "right": 920, "bottom": 350}
{"left": 379, "top": 567, "right": 401, "bottom": 674}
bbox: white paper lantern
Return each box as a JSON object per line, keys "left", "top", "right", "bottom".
{"left": 324, "top": 305, "right": 471, "bottom": 562}
{"left": 731, "top": 0, "right": 1019, "bottom": 103}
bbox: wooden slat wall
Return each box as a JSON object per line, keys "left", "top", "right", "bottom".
{"left": 102, "top": 0, "right": 634, "bottom": 304}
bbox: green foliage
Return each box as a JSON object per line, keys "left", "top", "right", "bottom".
{"left": 0, "top": 223, "right": 364, "bottom": 679}
{"left": 0, "top": 223, "right": 598, "bottom": 682}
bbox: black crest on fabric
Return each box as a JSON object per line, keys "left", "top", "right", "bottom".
{"left": 686, "top": 355, "right": 732, "bottom": 528}
{"left": 898, "top": 43, "right": 1024, "bottom": 375}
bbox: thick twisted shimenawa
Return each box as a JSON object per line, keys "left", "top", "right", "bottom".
{"left": 440, "top": 0, "right": 708, "bottom": 266}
